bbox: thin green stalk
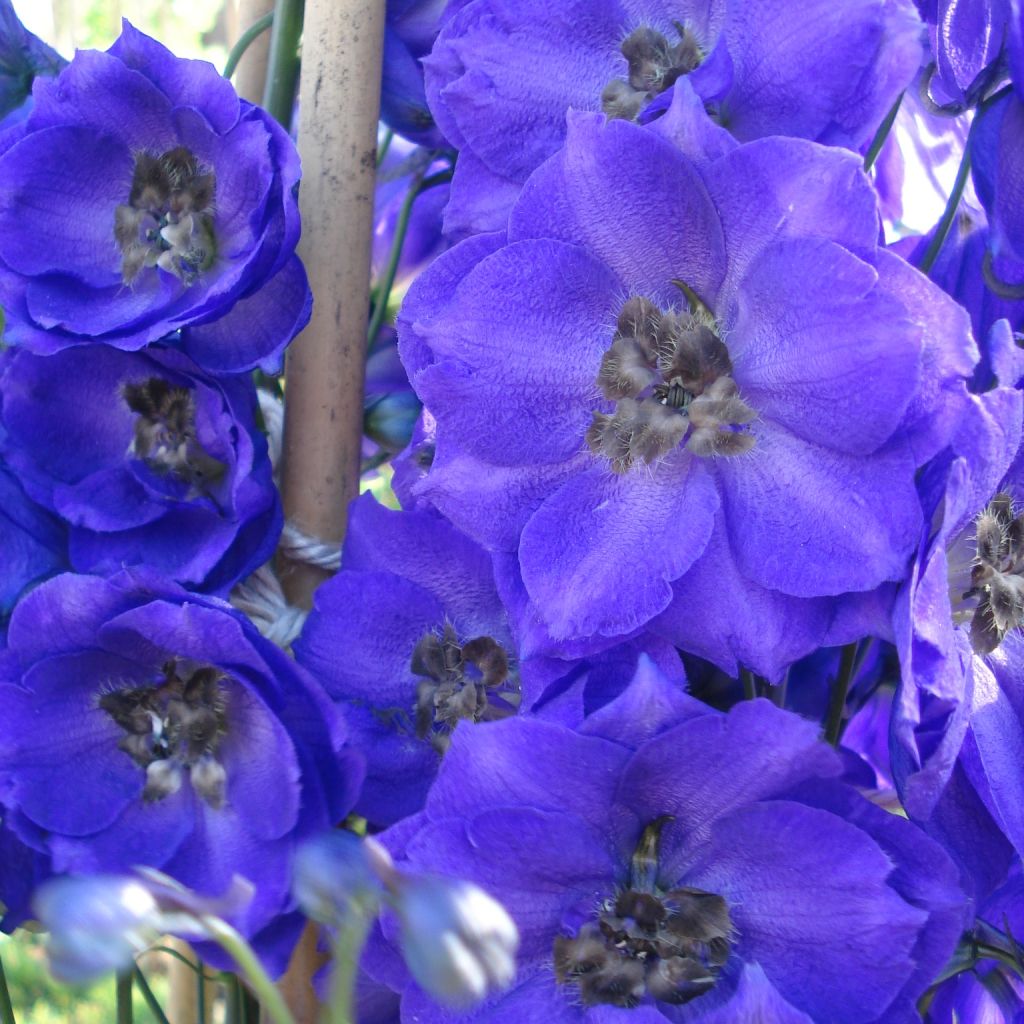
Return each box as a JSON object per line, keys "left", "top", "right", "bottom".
{"left": 919, "top": 84, "right": 1011, "bottom": 276}
{"left": 224, "top": 973, "right": 243, "bottom": 1024}
{"left": 824, "top": 642, "right": 857, "bottom": 745}
{"left": 327, "top": 913, "right": 374, "bottom": 1024}
{"left": 863, "top": 94, "right": 902, "bottom": 172}
{"left": 367, "top": 169, "right": 452, "bottom": 346}
{"left": 196, "top": 957, "right": 207, "bottom": 1023}
{"left": 144, "top": 945, "right": 220, "bottom": 982}
{"left": 224, "top": 12, "right": 275, "bottom": 80}
{"left": 201, "top": 916, "right": 295, "bottom": 1024}
{"left": 377, "top": 127, "right": 394, "bottom": 167}
{"left": 116, "top": 970, "right": 134, "bottom": 1024}
{"left": 0, "top": 952, "right": 16, "bottom": 1024}
{"left": 262, "top": 0, "right": 305, "bottom": 129}
{"left": 918, "top": 144, "right": 971, "bottom": 274}
{"left": 740, "top": 668, "right": 757, "bottom": 701}
{"left": 133, "top": 966, "right": 171, "bottom": 1024}
{"left": 769, "top": 669, "right": 789, "bottom": 709}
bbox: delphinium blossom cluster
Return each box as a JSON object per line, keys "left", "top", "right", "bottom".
{"left": 2, "top": 0, "right": 1024, "bottom": 1022}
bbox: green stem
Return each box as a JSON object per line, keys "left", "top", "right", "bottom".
{"left": 0, "top": 951, "right": 16, "bottom": 1024}
{"left": 863, "top": 93, "right": 902, "bottom": 172}
{"left": 824, "top": 643, "right": 857, "bottom": 745}
{"left": 769, "top": 669, "right": 789, "bottom": 709}
{"left": 377, "top": 127, "right": 394, "bottom": 168}
{"left": 133, "top": 966, "right": 171, "bottom": 1024}
{"left": 225, "top": 973, "right": 243, "bottom": 1024}
{"left": 116, "top": 970, "right": 134, "bottom": 1024}
{"left": 918, "top": 144, "right": 971, "bottom": 275}
{"left": 201, "top": 916, "right": 295, "bottom": 1024}
{"left": 367, "top": 169, "right": 452, "bottom": 346}
{"left": 196, "top": 957, "right": 207, "bottom": 1023}
{"left": 740, "top": 668, "right": 757, "bottom": 701}
{"left": 262, "top": 0, "right": 305, "bottom": 130}
{"left": 223, "top": 12, "right": 275, "bottom": 80}
{"left": 327, "top": 913, "right": 373, "bottom": 1024}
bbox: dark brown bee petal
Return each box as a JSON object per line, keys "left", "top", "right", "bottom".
{"left": 645, "top": 956, "right": 717, "bottom": 1004}
{"left": 461, "top": 635, "right": 509, "bottom": 688}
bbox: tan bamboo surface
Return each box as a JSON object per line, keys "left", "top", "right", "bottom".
{"left": 277, "top": 0, "right": 386, "bottom": 612}
{"left": 275, "top": 0, "right": 387, "bottom": 1019}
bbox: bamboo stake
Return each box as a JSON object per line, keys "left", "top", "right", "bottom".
{"left": 278, "top": 0, "right": 385, "bottom": 611}
{"left": 232, "top": 0, "right": 276, "bottom": 105}
{"left": 274, "top": 1, "right": 385, "bottom": 1019}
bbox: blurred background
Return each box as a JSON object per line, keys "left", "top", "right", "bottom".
{"left": 12, "top": 0, "right": 233, "bottom": 63}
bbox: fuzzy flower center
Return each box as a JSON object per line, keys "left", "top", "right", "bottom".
{"left": 601, "top": 23, "right": 704, "bottom": 121}
{"left": 587, "top": 296, "right": 756, "bottom": 472}
{"left": 121, "top": 377, "right": 226, "bottom": 496}
{"left": 409, "top": 622, "right": 519, "bottom": 754}
{"left": 99, "top": 661, "right": 229, "bottom": 809}
{"left": 114, "top": 147, "right": 217, "bottom": 286}
{"left": 948, "top": 492, "right": 1024, "bottom": 655}
{"left": 554, "top": 818, "right": 732, "bottom": 1008}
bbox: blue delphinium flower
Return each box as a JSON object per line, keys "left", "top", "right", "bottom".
{"left": 890, "top": 366, "right": 1024, "bottom": 898}
{"left": 399, "top": 107, "right": 978, "bottom": 680}
{"left": 0, "top": 0, "right": 64, "bottom": 121}
{"left": 0, "top": 22, "right": 310, "bottom": 373}
{"left": 0, "top": 344, "right": 281, "bottom": 595}
{"left": 0, "top": 569, "right": 362, "bottom": 969}
{"left": 293, "top": 494, "right": 686, "bottom": 827}
{"left": 362, "top": 658, "right": 965, "bottom": 1021}
{"left": 424, "top": 0, "right": 923, "bottom": 234}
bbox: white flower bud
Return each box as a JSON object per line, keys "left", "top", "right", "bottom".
{"left": 395, "top": 876, "right": 518, "bottom": 1007}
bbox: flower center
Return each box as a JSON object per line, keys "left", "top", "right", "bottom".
{"left": 949, "top": 493, "right": 1024, "bottom": 655}
{"left": 601, "top": 23, "right": 704, "bottom": 121}
{"left": 587, "top": 296, "right": 756, "bottom": 472}
{"left": 114, "top": 147, "right": 217, "bottom": 286}
{"left": 554, "top": 818, "right": 732, "bottom": 1008}
{"left": 410, "top": 622, "right": 519, "bottom": 754}
{"left": 121, "top": 378, "right": 226, "bottom": 495}
{"left": 99, "top": 661, "right": 229, "bottom": 808}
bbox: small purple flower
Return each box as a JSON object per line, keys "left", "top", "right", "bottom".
{"left": 0, "top": 570, "right": 362, "bottom": 964}
{"left": 293, "top": 494, "right": 685, "bottom": 827}
{"left": 364, "top": 658, "right": 965, "bottom": 1021}
{"left": 399, "top": 110, "right": 977, "bottom": 679}
{"left": 0, "top": 22, "right": 310, "bottom": 373}
{"left": 0, "top": 344, "right": 281, "bottom": 595}
{"left": 425, "top": 0, "right": 923, "bottom": 235}
{"left": 890, "top": 377, "right": 1024, "bottom": 899}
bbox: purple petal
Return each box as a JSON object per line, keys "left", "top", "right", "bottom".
{"left": 683, "top": 800, "right": 923, "bottom": 1023}
{"left": 713, "top": 420, "right": 920, "bottom": 597}
{"left": 509, "top": 113, "right": 727, "bottom": 307}
{"left": 519, "top": 458, "right": 719, "bottom": 640}
{"left": 729, "top": 238, "right": 921, "bottom": 455}
{"left": 0, "top": 126, "right": 129, "bottom": 287}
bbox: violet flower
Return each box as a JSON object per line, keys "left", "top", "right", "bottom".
{"left": 293, "top": 494, "right": 686, "bottom": 827}
{"left": 0, "top": 344, "right": 281, "bottom": 595}
{"left": 364, "top": 658, "right": 965, "bottom": 1021}
{"left": 0, "top": 22, "right": 310, "bottom": 373}
{"left": 0, "top": 569, "right": 362, "bottom": 968}
{"left": 425, "top": 0, "right": 923, "bottom": 235}
{"left": 399, "top": 107, "right": 977, "bottom": 680}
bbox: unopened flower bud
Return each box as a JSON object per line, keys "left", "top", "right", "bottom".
{"left": 395, "top": 876, "right": 518, "bottom": 1007}
{"left": 292, "top": 831, "right": 386, "bottom": 926}
{"left": 33, "top": 875, "right": 159, "bottom": 984}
